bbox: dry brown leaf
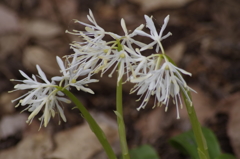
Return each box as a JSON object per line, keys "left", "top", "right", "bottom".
{"left": 22, "top": 46, "right": 60, "bottom": 76}
{"left": 129, "top": 0, "right": 195, "bottom": 12}
{"left": 135, "top": 108, "right": 165, "bottom": 143}
{"left": 179, "top": 85, "right": 215, "bottom": 130}
{"left": 0, "top": 92, "right": 18, "bottom": 116}
{"left": 46, "top": 113, "right": 118, "bottom": 159}
{"left": 0, "top": 34, "right": 27, "bottom": 60}
{"left": 0, "top": 5, "right": 20, "bottom": 35}
{"left": 0, "top": 112, "right": 118, "bottom": 159}
{"left": 0, "top": 114, "right": 27, "bottom": 139}
{"left": 55, "top": 0, "right": 78, "bottom": 21}
{"left": 22, "top": 19, "right": 62, "bottom": 40}
{"left": 0, "top": 132, "right": 53, "bottom": 159}
{"left": 166, "top": 42, "right": 185, "bottom": 64}
{"left": 227, "top": 94, "right": 240, "bottom": 158}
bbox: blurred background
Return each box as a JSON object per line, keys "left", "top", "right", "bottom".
{"left": 0, "top": 0, "right": 240, "bottom": 158}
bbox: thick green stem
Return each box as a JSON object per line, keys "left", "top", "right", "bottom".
{"left": 182, "top": 90, "right": 210, "bottom": 159}
{"left": 116, "top": 78, "right": 130, "bottom": 159}
{"left": 58, "top": 87, "right": 117, "bottom": 159}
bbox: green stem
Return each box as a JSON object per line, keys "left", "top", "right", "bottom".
{"left": 182, "top": 90, "right": 210, "bottom": 159}
{"left": 58, "top": 87, "right": 117, "bottom": 159}
{"left": 116, "top": 78, "right": 130, "bottom": 159}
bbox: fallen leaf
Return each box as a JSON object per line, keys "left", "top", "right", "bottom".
{"left": 129, "top": 0, "right": 195, "bottom": 12}
{"left": 178, "top": 85, "right": 215, "bottom": 131}
{"left": 227, "top": 95, "right": 240, "bottom": 158}
{"left": 22, "top": 19, "right": 62, "bottom": 40}
{"left": 22, "top": 46, "right": 60, "bottom": 76}
{"left": 0, "top": 92, "right": 18, "bottom": 116}
{"left": 0, "top": 34, "right": 27, "bottom": 60}
{"left": 135, "top": 108, "right": 165, "bottom": 143}
{"left": 166, "top": 42, "right": 185, "bottom": 64}
{"left": 0, "top": 114, "right": 27, "bottom": 139}
{"left": 0, "top": 5, "right": 20, "bottom": 35}
{"left": 46, "top": 112, "right": 119, "bottom": 159}
{"left": 0, "top": 132, "right": 53, "bottom": 159}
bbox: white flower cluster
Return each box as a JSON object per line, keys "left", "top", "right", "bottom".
{"left": 10, "top": 56, "right": 98, "bottom": 128}
{"left": 11, "top": 10, "right": 194, "bottom": 127}
{"left": 66, "top": 10, "right": 194, "bottom": 118}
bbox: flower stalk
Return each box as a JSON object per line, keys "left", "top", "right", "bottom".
{"left": 116, "top": 77, "right": 130, "bottom": 159}
{"left": 182, "top": 90, "right": 210, "bottom": 159}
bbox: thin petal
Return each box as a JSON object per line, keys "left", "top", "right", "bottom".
{"left": 36, "top": 65, "right": 50, "bottom": 84}
{"left": 19, "top": 70, "right": 31, "bottom": 80}
{"left": 159, "top": 15, "right": 170, "bottom": 38}
{"left": 121, "top": 18, "right": 128, "bottom": 35}
{"left": 134, "top": 30, "right": 152, "bottom": 39}
{"left": 56, "top": 56, "right": 67, "bottom": 75}
{"left": 144, "top": 15, "right": 157, "bottom": 36}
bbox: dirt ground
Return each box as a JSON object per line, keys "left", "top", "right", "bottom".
{"left": 0, "top": 0, "right": 240, "bottom": 159}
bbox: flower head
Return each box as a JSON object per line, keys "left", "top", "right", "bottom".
{"left": 131, "top": 55, "right": 195, "bottom": 119}
{"left": 10, "top": 57, "right": 98, "bottom": 128}
{"left": 67, "top": 9, "right": 106, "bottom": 43}
{"left": 134, "top": 15, "right": 172, "bottom": 52}
{"left": 65, "top": 10, "right": 193, "bottom": 119}
{"left": 10, "top": 65, "right": 70, "bottom": 128}
{"left": 52, "top": 56, "right": 98, "bottom": 94}
{"left": 120, "top": 18, "right": 146, "bottom": 50}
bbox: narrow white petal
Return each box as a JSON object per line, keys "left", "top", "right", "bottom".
{"left": 161, "top": 32, "right": 172, "bottom": 40}
{"left": 135, "top": 24, "right": 145, "bottom": 31}
{"left": 80, "top": 86, "right": 95, "bottom": 94}
{"left": 140, "top": 41, "right": 156, "bottom": 51}
{"left": 28, "top": 102, "right": 44, "bottom": 120}
{"left": 56, "top": 102, "right": 66, "bottom": 122}
{"left": 44, "top": 104, "right": 50, "bottom": 127}
{"left": 130, "top": 74, "right": 151, "bottom": 83}
{"left": 56, "top": 56, "right": 67, "bottom": 75}
{"left": 144, "top": 15, "right": 158, "bottom": 36}
{"left": 21, "top": 89, "right": 40, "bottom": 105}
{"left": 117, "top": 62, "right": 125, "bottom": 82}
{"left": 121, "top": 18, "right": 128, "bottom": 35}
{"left": 52, "top": 76, "right": 63, "bottom": 81}
{"left": 137, "top": 84, "right": 148, "bottom": 95}
{"left": 159, "top": 15, "right": 170, "bottom": 38}
{"left": 57, "top": 97, "right": 71, "bottom": 104}
{"left": 36, "top": 65, "right": 50, "bottom": 84}
{"left": 19, "top": 70, "right": 32, "bottom": 80}
{"left": 173, "top": 80, "right": 180, "bottom": 95}
{"left": 57, "top": 91, "right": 65, "bottom": 96}
{"left": 134, "top": 30, "right": 152, "bottom": 38}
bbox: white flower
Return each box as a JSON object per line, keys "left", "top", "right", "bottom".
{"left": 100, "top": 45, "right": 136, "bottom": 83}
{"left": 66, "top": 9, "right": 119, "bottom": 44}
{"left": 134, "top": 15, "right": 172, "bottom": 52}
{"left": 131, "top": 57, "right": 195, "bottom": 119}
{"left": 69, "top": 40, "right": 112, "bottom": 74}
{"left": 120, "top": 18, "right": 146, "bottom": 50}
{"left": 128, "top": 50, "right": 158, "bottom": 78}
{"left": 52, "top": 56, "right": 99, "bottom": 94}
{"left": 69, "top": 9, "right": 106, "bottom": 43}
{"left": 10, "top": 65, "right": 70, "bottom": 128}
{"left": 10, "top": 57, "right": 99, "bottom": 128}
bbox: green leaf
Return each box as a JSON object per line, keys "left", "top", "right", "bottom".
{"left": 215, "top": 154, "right": 237, "bottom": 159}
{"left": 129, "top": 144, "right": 160, "bottom": 159}
{"left": 169, "top": 127, "right": 221, "bottom": 159}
